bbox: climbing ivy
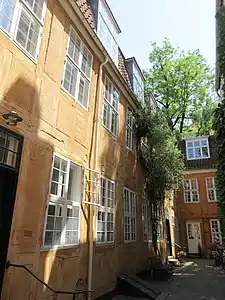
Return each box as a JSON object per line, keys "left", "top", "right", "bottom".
{"left": 136, "top": 105, "right": 184, "bottom": 252}
{"left": 214, "top": 6, "right": 225, "bottom": 241}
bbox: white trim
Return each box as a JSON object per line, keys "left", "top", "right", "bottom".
{"left": 0, "top": 0, "right": 47, "bottom": 60}
{"left": 42, "top": 153, "right": 82, "bottom": 250}
{"left": 206, "top": 177, "right": 218, "bottom": 202}
{"left": 102, "top": 75, "right": 119, "bottom": 136}
{"left": 62, "top": 25, "right": 93, "bottom": 110}
{"left": 96, "top": 176, "right": 115, "bottom": 245}
{"left": 183, "top": 179, "right": 199, "bottom": 203}
{"left": 124, "top": 187, "right": 136, "bottom": 243}
{"left": 210, "top": 219, "right": 222, "bottom": 244}
{"left": 185, "top": 138, "right": 210, "bottom": 160}
{"left": 184, "top": 169, "right": 216, "bottom": 175}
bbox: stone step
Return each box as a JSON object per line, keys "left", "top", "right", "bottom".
{"left": 168, "top": 258, "right": 180, "bottom": 267}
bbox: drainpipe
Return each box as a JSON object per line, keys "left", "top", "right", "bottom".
{"left": 88, "top": 56, "right": 108, "bottom": 300}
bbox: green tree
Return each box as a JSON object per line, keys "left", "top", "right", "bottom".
{"left": 214, "top": 5, "right": 225, "bottom": 241}
{"left": 144, "top": 38, "right": 216, "bottom": 137}
{"left": 136, "top": 105, "right": 184, "bottom": 252}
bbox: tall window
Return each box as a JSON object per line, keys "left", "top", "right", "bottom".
{"left": 97, "top": 0, "right": 119, "bottom": 64}
{"left": 186, "top": 138, "right": 210, "bottom": 160}
{"left": 97, "top": 178, "right": 115, "bottom": 243}
{"left": 206, "top": 177, "right": 217, "bottom": 202}
{"left": 124, "top": 188, "right": 136, "bottom": 242}
{"left": 210, "top": 219, "right": 222, "bottom": 244}
{"left": 126, "top": 108, "right": 136, "bottom": 152}
{"left": 62, "top": 26, "right": 92, "bottom": 109}
{"left": 133, "top": 65, "right": 144, "bottom": 104}
{"left": 0, "top": 0, "right": 46, "bottom": 59}
{"left": 183, "top": 179, "right": 199, "bottom": 203}
{"left": 142, "top": 194, "right": 152, "bottom": 242}
{"left": 43, "top": 154, "right": 82, "bottom": 248}
{"left": 102, "top": 76, "right": 119, "bottom": 136}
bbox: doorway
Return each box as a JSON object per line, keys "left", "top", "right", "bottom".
{"left": 166, "top": 218, "right": 172, "bottom": 256}
{"left": 0, "top": 126, "right": 23, "bottom": 293}
{"left": 186, "top": 222, "right": 202, "bottom": 253}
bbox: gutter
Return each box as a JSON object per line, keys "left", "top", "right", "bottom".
{"left": 87, "top": 56, "right": 109, "bottom": 300}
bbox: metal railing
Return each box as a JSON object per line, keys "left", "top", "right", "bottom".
{"left": 6, "top": 261, "right": 93, "bottom": 300}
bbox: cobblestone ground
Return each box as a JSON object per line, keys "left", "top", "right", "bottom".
{"left": 152, "top": 259, "right": 225, "bottom": 300}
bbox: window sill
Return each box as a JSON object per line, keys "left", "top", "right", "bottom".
{"left": 102, "top": 124, "right": 117, "bottom": 140}
{"left": 126, "top": 147, "right": 136, "bottom": 156}
{"left": 208, "top": 200, "right": 218, "bottom": 203}
{"left": 0, "top": 28, "right": 37, "bottom": 65}
{"left": 184, "top": 201, "right": 199, "bottom": 204}
{"left": 95, "top": 242, "right": 115, "bottom": 252}
{"left": 186, "top": 157, "right": 210, "bottom": 161}
{"left": 124, "top": 240, "right": 136, "bottom": 245}
{"left": 41, "top": 243, "right": 80, "bottom": 252}
{"left": 61, "top": 87, "right": 89, "bottom": 112}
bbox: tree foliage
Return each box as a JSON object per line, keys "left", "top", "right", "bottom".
{"left": 214, "top": 6, "right": 225, "bottom": 241}
{"left": 136, "top": 105, "right": 184, "bottom": 249}
{"left": 144, "top": 39, "right": 216, "bottom": 137}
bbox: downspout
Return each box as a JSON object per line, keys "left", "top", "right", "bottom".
{"left": 88, "top": 56, "right": 108, "bottom": 300}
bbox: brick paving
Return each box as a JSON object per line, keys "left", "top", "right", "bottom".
{"left": 151, "top": 259, "right": 225, "bottom": 300}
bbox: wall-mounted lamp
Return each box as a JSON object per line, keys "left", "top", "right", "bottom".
{"left": 2, "top": 111, "right": 23, "bottom": 126}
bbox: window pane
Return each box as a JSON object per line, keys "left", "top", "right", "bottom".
{"left": 16, "top": 9, "right": 40, "bottom": 57}
{"left": 81, "top": 46, "right": 92, "bottom": 78}
{"left": 78, "top": 75, "right": 89, "bottom": 108}
{"left": 187, "top": 148, "right": 194, "bottom": 159}
{"left": 68, "top": 30, "right": 81, "bottom": 65}
{"left": 202, "top": 146, "right": 209, "bottom": 157}
{"left": 0, "top": 0, "right": 16, "bottom": 32}
{"left": 24, "top": 0, "right": 44, "bottom": 19}
{"left": 63, "top": 60, "right": 78, "bottom": 97}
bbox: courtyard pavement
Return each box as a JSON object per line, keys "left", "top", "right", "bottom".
{"left": 152, "top": 259, "right": 225, "bottom": 300}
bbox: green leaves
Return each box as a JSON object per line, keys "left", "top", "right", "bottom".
{"left": 214, "top": 6, "right": 225, "bottom": 241}
{"left": 136, "top": 106, "right": 184, "bottom": 197}
{"left": 145, "top": 39, "right": 216, "bottom": 137}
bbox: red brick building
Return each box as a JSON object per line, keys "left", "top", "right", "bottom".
{"left": 175, "top": 136, "right": 221, "bottom": 256}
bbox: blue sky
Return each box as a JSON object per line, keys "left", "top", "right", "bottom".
{"left": 108, "top": 0, "right": 215, "bottom": 70}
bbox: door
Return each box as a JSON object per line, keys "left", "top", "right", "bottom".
{"left": 166, "top": 219, "right": 172, "bottom": 256}
{"left": 186, "top": 222, "right": 201, "bottom": 253}
{"left": 0, "top": 126, "right": 23, "bottom": 293}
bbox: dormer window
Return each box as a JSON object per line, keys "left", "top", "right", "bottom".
{"left": 97, "top": 0, "right": 120, "bottom": 65}
{"left": 125, "top": 58, "right": 144, "bottom": 104}
{"left": 186, "top": 138, "right": 210, "bottom": 160}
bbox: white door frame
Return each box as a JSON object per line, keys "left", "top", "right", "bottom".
{"left": 186, "top": 221, "right": 202, "bottom": 253}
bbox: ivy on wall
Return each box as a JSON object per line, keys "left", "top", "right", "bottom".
{"left": 214, "top": 5, "right": 225, "bottom": 241}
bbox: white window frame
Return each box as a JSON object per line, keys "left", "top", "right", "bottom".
{"left": 210, "top": 219, "right": 222, "bottom": 244}
{"left": 124, "top": 187, "right": 136, "bottom": 243}
{"left": 43, "top": 153, "right": 82, "bottom": 250}
{"left": 186, "top": 138, "right": 210, "bottom": 160}
{"left": 102, "top": 75, "right": 119, "bottom": 136}
{"left": 183, "top": 179, "right": 199, "bottom": 203}
{"left": 0, "top": 0, "right": 46, "bottom": 60}
{"left": 126, "top": 108, "right": 136, "bottom": 153}
{"left": 206, "top": 177, "right": 217, "bottom": 202}
{"left": 142, "top": 193, "right": 152, "bottom": 243}
{"left": 96, "top": 177, "right": 115, "bottom": 244}
{"left": 97, "top": 1, "right": 119, "bottom": 65}
{"left": 62, "top": 25, "right": 93, "bottom": 110}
